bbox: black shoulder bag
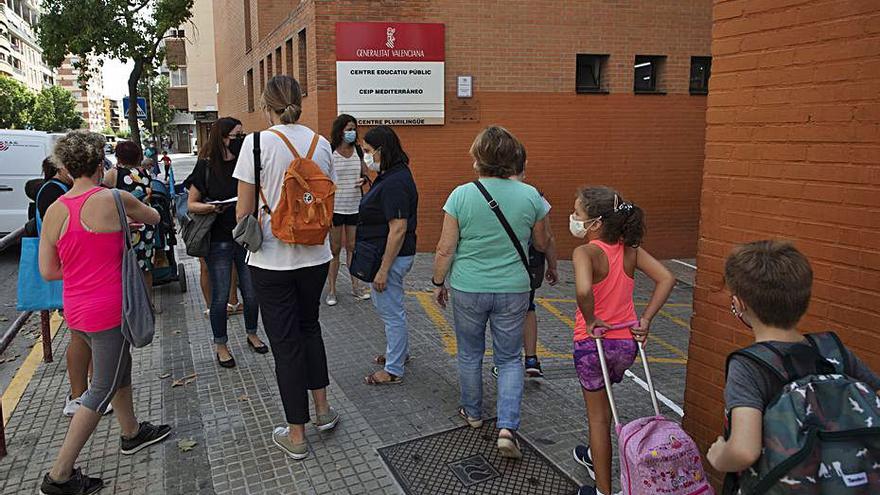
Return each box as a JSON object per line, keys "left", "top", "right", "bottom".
{"left": 472, "top": 180, "right": 543, "bottom": 290}
{"left": 181, "top": 160, "right": 216, "bottom": 258}
{"left": 233, "top": 131, "right": 264, "bottom": 252}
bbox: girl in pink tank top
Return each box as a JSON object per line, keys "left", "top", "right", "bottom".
{"left": 56, "top": 187, "right": 124, "bottom": 332}
{"left": 38, "top": 131, "right": 169, "bottom": 494}
{"left": 568, "top": 186, "right": 676, "bottom": 495}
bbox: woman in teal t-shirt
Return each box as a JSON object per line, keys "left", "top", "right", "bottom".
{"left": 431, "top": 126, "right": 549, "bottom": 459}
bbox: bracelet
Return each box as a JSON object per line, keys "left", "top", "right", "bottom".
{"left": 431, "top": 277, "right": 445, "bottom": 287}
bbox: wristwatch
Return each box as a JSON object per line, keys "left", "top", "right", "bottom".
{"left": 431, "top": 277, "right": 445, "bottom": 287}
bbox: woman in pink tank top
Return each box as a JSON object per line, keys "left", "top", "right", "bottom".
{"left": 37, "top": 131, "right": 171, "bottom": 495}
{"left": 568, "top": 186, "right": 676, "bottom": 495}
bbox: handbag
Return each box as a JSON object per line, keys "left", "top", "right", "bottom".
{"left": 350, "top": 240, "right": 384, "bottom": 283}
{"left": 233, "top": 131, "right": 264, "bottom": 252}
{"left": 112, "top": 191, "right": 155, "bottom": 348}
{"left": 472, "top": 180, "right": 543, "bottom": 290}
{"left": 181, "top": 160, "right": 216, "bottom": 257}
{"left": 16, "top": 180, "right": 68, "bottom": 311}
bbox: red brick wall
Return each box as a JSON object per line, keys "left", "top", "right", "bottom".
{"left": 214, "top": 0, "right": 712, "bottom": 259}
{"left": 212, "top": 0, "right": 315, "bottom": 131}
{"left": 683, "top": 0, "right": 880, "bottom": 476}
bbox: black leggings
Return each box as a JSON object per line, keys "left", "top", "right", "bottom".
{"left": 250, "top": 262, "right": 330, "bottom": 424}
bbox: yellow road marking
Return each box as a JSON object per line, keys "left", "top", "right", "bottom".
{"left": 536, "top": 300, "right": 687, "bottom": 363}
{"left": 3, "top": 312, "right": 63, "bottom": 424}
{"left": 412, "top": 292, "right": 684, "bottom": 364}
{"left": 536, "top": 297, "right": 690, "bottom": 308}
{"left": 658, "top": 310, "right": 691, "bottom": 331}
{"left": 414, "top": 293, "right": 458, "bottom": 355}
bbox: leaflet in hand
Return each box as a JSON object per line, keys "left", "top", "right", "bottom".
{"left": 207, "top": 197, "right": 238, "bottom": 205}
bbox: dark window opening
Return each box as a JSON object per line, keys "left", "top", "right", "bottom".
{"left": 690, "top": 56, "right": 711, "bottom": 94}
{"left": 266, "top": 53, "right": 273, "bottom": 78}
{"left": 298, "top": 29, "right": 308, "bottom": 96}
{"left": 246, "top": 69, "right": 254, "bottom": 112}
{"left": 576, "top": 54, "right": 609, "bottom": 93}
{"left": 275, "top": 46, "right": 282, "bottom": 75}
{"left": 634, "top": 55, "right": 666, "bottom": 93}
{"left": 259, "top": 59, "right": 265, "bottom": 95}
{"left": 243, "top": 0, "right": 252, "bottom": 53}
{"left": 285, "top": 38, "right": 293, "bottom": 77}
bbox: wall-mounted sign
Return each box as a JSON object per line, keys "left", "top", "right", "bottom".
{"left": 336, "top": 22, "right": 445, "bottom": 126}
{"left": 457, "top": 75, "right": 472, "bottom": 98}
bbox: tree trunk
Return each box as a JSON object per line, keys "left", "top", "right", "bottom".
{"left": 127, "top": 58, "right": 144, "bottom": 145}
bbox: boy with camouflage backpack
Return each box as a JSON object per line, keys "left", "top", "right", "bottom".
{"left": 708, "top": 240, "right": 880, "bottom": 494}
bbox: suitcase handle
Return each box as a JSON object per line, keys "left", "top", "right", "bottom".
{"left": 593, "top": 321, "right": 661, "bottom": 427}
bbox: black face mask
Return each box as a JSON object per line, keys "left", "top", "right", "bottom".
{"left": 228, "top": 136, "right": 245, "bottom": 158}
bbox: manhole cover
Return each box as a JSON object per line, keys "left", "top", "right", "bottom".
{"left": 377, "top": 419, "right": 579, "bottom": 494}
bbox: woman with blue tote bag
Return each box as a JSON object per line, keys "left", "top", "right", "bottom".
{"left": 17, "top": 158, "right": 99, "bottom": 418}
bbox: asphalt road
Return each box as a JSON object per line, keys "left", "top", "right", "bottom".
{"left": 0, "top": 153, "right": 198, "bottom": 397}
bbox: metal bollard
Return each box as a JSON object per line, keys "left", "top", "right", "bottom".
{"left": 41, "top": 311, "right": 52, "bottom": 363}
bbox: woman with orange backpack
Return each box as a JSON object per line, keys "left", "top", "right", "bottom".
{"left": 233, "top": 75, "right": 340, "bottom": 461}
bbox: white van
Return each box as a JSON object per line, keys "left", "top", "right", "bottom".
{"left": 0, "top": 130, "right": 64, "bottom": 234}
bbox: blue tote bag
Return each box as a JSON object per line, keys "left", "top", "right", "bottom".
{"left": 16, "top": 180, "right": 68, "bottom": 311}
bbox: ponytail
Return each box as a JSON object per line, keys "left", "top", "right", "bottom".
{"left": 619, "top": 203, "right": 645, "bottom": 248}
{"left": 280, "top": 103, "right": 302, "bottom": 124}
{"left": 261, "top": 75, "right": 303, "bottom": 124}
{"left": 577, "top": 186, "right": 646, "bottom": 247}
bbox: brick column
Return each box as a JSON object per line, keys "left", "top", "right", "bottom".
{"left": 684, "top": 0, "right": 880, "bottom": 479}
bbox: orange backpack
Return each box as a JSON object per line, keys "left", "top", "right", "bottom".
{"left": 263, "top": 129, "right": 336, "bottom": 245}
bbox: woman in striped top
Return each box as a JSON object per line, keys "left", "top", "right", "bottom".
{"left": 326, "top": 114, "right": 371, "bottom": 306}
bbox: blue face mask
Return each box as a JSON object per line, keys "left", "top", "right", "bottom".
{"left": 343, "top": 130, "right": 357, "bottom": 144}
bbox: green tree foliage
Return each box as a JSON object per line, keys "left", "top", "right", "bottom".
{"left": 38, "top": 0, "right": 194, "bottom": 144}
{"left": 0, "top": 76, "right": 36, "bottom": 129}
{"left": 138, "top": 73, "right": 174, "bottom": 138}
{"left": 32, "top": 86, "right": 83, "bottom": 132}
{"left": 116, "top": 128, "right": 131, "bottom": 139}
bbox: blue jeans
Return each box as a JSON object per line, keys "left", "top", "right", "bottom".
{"left": 371, "top": 255, "right": 414, "bottom": 377}
{"left": 452, "top": 289, "right": 530, "bottom": 431}
{"left": 206, "top": 241, "right": 259, "bottom": 344}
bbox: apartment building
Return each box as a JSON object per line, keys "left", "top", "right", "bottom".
{"left": 0, "top": 0, "right": 55, "bottom": 92}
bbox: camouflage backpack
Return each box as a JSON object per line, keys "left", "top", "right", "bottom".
{"left": 724, "top": 332, "right": 880, "bottom": 494}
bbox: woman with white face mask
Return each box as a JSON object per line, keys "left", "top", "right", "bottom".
{"left": 325, "top": 114, "right": 371, "bottom": 306}
{"left": 354, "top": 125, "right": 419, "bottom": 386}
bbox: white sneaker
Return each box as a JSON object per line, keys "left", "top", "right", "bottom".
{"left": 63, "top": 394, "right": 113, "bottom": 417}
{"left": 63, "top": 395, "right": 82, "bottom": 417}
{"left": 326, "top": 294, "right": 338, "bottom": 306}
{"left": 353, "top": 290, "right": 371, "bottom": 301}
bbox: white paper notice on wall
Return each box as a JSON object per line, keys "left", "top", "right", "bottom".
{"left": 457, "top": 76, "right": 472, "bottom": 98}
{"left": 336, "top": 22, "right": 445, "bottom": 126}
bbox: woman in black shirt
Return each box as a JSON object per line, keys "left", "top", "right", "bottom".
{"left": 186, "top": 117, "right": 267, "bottom": 367}
{"left": 357, "top": 126, "right": 419, "bottom": 385}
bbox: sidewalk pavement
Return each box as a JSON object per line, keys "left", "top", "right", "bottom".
{"left": 0, "top": 252, "right": 695, "bottom": 495}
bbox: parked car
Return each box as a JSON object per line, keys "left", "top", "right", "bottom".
{"left": 103, "top": 134, "right": 117, "bottom": 153}
{"left": 0, "top": 130, "right": 64, "bottom": 234}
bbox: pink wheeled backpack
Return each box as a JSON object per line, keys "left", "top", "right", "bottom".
{"left": 594, "top": 325, "right": 714, "bottom": 495}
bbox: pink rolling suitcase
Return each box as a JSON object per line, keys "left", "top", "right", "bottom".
{"left": 595, "top": 323, "right": 713, "bottom": 495}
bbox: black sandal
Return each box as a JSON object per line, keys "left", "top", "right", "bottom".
{"left": 247, "top": 338, "right": 269, "bottom": 354}
{"left": 217, "top": 353, "right": 236, "bottom": 368}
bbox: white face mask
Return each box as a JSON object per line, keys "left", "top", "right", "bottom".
{"left": 364, "top": 151, "right": 380, "bottom": 171}
{"left": 569, "top": 214, "right": 600, "bottom": 238}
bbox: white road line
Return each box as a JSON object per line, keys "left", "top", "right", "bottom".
{"left": 671, "top": 259, "right": 697, "bottom": 270}
{"left": 624, "top": 370, "right": 685, "bottom": 417}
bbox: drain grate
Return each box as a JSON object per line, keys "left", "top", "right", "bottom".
{"left": 377, "top": 419, "right": 579, "bottom": 495}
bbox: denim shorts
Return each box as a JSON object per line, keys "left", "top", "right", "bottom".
{"left": 573, "top": 338, "right": 637, "bottom": 391}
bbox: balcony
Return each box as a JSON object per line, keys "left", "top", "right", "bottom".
{"left": 168, "top": 87, "right": 189, "bottom": 110}
{"left": 164, "top": 38, "right": 186, "bottom": 67}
